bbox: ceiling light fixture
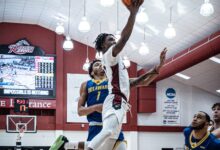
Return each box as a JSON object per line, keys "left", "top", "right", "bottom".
{"left": 63, "top": 36, "right": 74, "bottom": 51}
{"left": 115, "top": 30, "right": 121, "bottom": 41}
{"left": 63, "top": 0, "right": 74, "bottom": 51}
{"left": 200, "top": 0, "right": 214, "bottom": 17}
{"left": 216, "top": 89, "right": 220, "bottom": 93}
{"left": 164, "top": 7, "right": 176, "bottom": 39}
{"left": 78, "top": 0, "right": 91, "bottom": 33}
{"left": 83, "top": 38, "right": 90, "bottom": 71}
{"left": 175, "top": 73, "right": 191, "bottom": 80}
{"left": 95, "top": 22, "right": 103, "bottom": 60}
{"left": 115, "top": 0, "right": 121, "bottom": 42}
{"left": 139, "top": 27, "right": 149, "bottom": 55}
{"left": 136, "top": 7, "right": 149, "bottom": 25}
{"left": 123, "top": 56, "right": 131, "bottom": 68}
{"left": 55, "top": 22, "right": 65, "bottom": 35}
{"left": 209, "top": 57, "right": 220, "bottom": 64}
{"left": 100, "top": 0, "right": 115, "bottom": 7}
{"left": 139, "top": 42, "right": 149, "bottom": 55}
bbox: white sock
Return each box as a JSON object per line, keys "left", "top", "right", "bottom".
{"left": 64, "top": 142, "right": 79, "bottom": 150}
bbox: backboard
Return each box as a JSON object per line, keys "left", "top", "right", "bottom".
{"left": 6, "top": 115, "right": 37, "bottom": 133}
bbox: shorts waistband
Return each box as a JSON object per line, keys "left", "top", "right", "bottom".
{"left": 89, "top": 122, "right": 103, "bottom": 126}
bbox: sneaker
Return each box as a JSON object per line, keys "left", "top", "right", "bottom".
{"left": 49, "top": 135, "right": 69, "bottom": 150}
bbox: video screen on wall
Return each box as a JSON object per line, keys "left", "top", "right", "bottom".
{"left": 0, "top": 54, "right": 56, "bottom": 99}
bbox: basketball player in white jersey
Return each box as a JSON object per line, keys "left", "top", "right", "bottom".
{"left": 86, "top": 0, "right": 167, "bottom": 149}
{"left": 49, "top": 47, "right": 167, "bottom": 150}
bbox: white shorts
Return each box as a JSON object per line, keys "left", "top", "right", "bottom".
{"left": 102, "top": 94, "right": 129, "bottom": 123}
{"left": 102, "top": 94, "right": 130, "bottom": 139}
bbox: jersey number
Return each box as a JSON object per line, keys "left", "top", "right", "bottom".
{"left": 96, "top": 91, "right": 101, "bottom": 101}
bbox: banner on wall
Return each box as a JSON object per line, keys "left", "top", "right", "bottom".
{"left": 162, "top": 88, "right": 180, "bottom": 125}
{"left": 0, "top": 98, "right": 56, "bottom": 109}
{"left": 67, "top": 73, "right": 89, "bottom": 123}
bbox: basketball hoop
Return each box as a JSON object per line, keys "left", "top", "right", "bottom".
{"left": 6, "top": 115, "right": 36, "bottom": 133}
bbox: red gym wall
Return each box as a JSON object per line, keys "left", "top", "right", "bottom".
{"left": 0, "top": 23, "right": 182, "bottom": 132}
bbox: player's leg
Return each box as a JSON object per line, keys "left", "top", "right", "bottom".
{"left": 49, "top": 135, "right": 86, "bottom": 150}
{"left": 113, "top": 140, "right": 127, "bottom": 150}
{"left": 97, "top": 138, "right": 117, "bottom": 150}
{"left": 87, "top": 114, "right": 120, "bottom": 150}
{"left": 49, "top": 135, "right": 69, "bottom": 150}
{"left": 64, "top": 141, "right": 86, "bottom": 150}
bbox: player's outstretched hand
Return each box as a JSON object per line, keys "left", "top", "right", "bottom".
{"left": 155, "top": 48, "right": 168, "bottom": 73}
{"left": 126, "top": 0, "right": 144, "bottom": 14}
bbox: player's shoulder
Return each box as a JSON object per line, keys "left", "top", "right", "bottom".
{"left": 208, "top": 135, "right": 220, "bottom": 149}
{"left": 103, "top": 44, "right": 117, "bottom": 59}
{"left": 81, "top": 80, "right": 91, "bottom": 88}
{"left": 183, "top": 127, "right": 192, "bottom": 136}
{"left": 212, "top": 128, "right": 220, "bottom": 138}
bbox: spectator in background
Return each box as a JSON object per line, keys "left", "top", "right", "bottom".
{"left": 211, "top": 103, "right": 220, "bottom": 138}
{"left": 184, "top": 111, "right": 220, "bottom": 150}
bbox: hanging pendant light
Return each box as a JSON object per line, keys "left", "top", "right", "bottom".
{"left": 200, "top": 0, "right": 214, "bottom": 17}
{"left": 164, "top": 23, "right": 176, "bottom": 39}
{"left": 123, "top": 56, "right": 131, "bottom": 68}
{"left": 63, "top": 36, "right": 73, "bottom": 51}
{"left": 139, "top": 27, "right": 149, "bottom": 55}
{"left": 83, "top": 58, "right": 90, "bottom": 71}
{"left": 55, "top": 22, "right": 65, "bottom": 35}
{"left": 164, "top": 7, "right": 176, "bottom": 39}
{"left": 115, "top": 30, "right": 121, "bottom": 42}
{"left": 78, "top": 0, "right": 91, "bottom": 33}
{"left": 139, "top": 42, "right": 149, "bottom": 55}
{"left": 78, "top": 17, "right": 91, "bottom": 32}
{"left": 100, "top": 0, "right": 115, "bottom": 7}
{"left": 63, "top": 0, "right": 74, "bottom": 51}
{"left": 83, "top": 38, "right": 90, "bottom": 71}
{"left": 115, "top": 0, "right": 121, "bottom": 42}
{"left": 95, "top": 22, "right": 103, "bottom": 60}
{"left": 136, "top": 7, "right": 149, "bottom": 25}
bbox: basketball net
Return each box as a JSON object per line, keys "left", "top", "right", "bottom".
{"left": 17, "top": 127, "right": 25, "bottom": 141}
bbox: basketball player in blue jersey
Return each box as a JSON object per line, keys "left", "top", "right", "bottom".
{"left": 184, "top": 111, "right": 220, "bottom": 150}
{"left": 76, "top": 59, "right": 126, "bottom": 150}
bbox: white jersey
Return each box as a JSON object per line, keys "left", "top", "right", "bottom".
{"left": 102, "top": 45, "right": 130, "bottom": 101}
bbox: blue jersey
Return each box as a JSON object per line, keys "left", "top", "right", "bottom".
{"left": 86, "top": 79, "right": 124, "bottom": 141}
{"left": 184, "top": 127, "right": 220, "bottom": 150}
{"left": 86, "top": 79, "right": 108, "bottom": 123}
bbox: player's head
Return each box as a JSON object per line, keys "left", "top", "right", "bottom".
{"left": 191, "top": 111, "right": 211, "bottom": 130}
{"left": 94, "top": 33, "right": 116, "bottom": 53}
{"left": 212, "top": 103, "right": 220, "bottom": 123}
{"left": 88, "top": 59, "right": 105, "bottom": 79}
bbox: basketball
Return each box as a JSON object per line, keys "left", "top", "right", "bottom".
{"left": 122, "top": 0, "right": 144, "bottom": 7}
{"left": 122, "top": 0, "right": 131, "bottom": 7}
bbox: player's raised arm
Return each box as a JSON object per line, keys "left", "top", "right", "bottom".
{"left": 129, "top": 48, "right": 167, "bottom": 88}
{"left": 112, "top": 0, "right": 143, "bottom": 57}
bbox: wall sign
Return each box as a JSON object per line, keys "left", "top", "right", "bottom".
{"left": 163, "top": 88, "right": 180, "bottom": 125}
{"left": 14, "top": 98, "right": 29, "bottom": 112}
